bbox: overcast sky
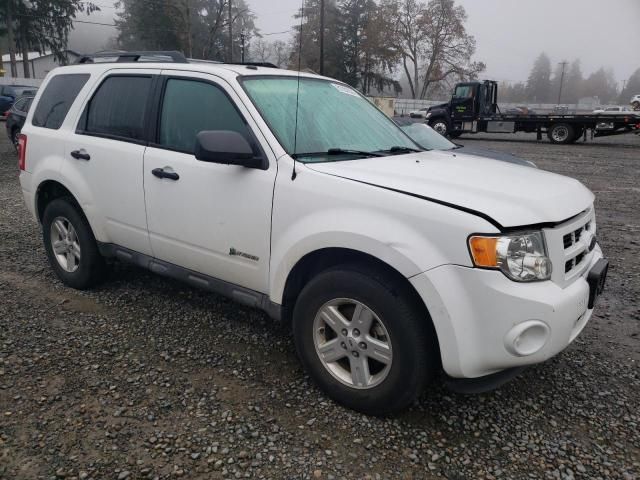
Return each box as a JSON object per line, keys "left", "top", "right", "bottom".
{"left": 69, "top": 0, "right": 640, "bottom": 87}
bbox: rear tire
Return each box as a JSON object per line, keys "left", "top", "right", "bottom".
{"left": 42, "top": 198, "right": 107, "bottom": 290}
{"left": 632, "top": 101, "right": 639, "bottom": 111}
{"left": 292, "top": 264, "right": 438, "bottom": 415}
{"left": 547, "top": 123, "right": 575, "bottom": 144}
{"left": 11, "top": 128, "right": 20, "bottom": 151}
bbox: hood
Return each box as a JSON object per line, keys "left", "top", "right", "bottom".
{"left": 428, "top": 102, "right": 449, "bottom": 111}
{"left": 305, "top": 150, "right": 594, "bottom": 229}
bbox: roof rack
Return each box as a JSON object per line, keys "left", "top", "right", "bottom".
{"left": 76, "top": 51, "right": 188, "bottom": 64}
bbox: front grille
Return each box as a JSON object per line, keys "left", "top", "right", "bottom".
{"left": 544, "top": 208, "right": 596, "bottom": 287}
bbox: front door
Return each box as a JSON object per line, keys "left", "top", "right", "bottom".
{"left": 450, "top": 83, "right": 477, "bottom": 122}
{"left": 143, "top": 72, "right": 277, "bottom": 293}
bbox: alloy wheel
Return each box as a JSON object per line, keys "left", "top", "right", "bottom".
{"left": 313, "top": 298, "right": 393, "bottom": 389}
{"left": 50, "top": 216, "right": 81, "bottom": 273}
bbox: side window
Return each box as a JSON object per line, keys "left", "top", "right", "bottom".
{"left": 13, "top": 98, "right": 26, "bottom": 112}
{"left": 32, "top": 74, "right": 90, "bottom": 129}
{"left": 158, "top": 78, "right": 250, "bottom": 153}
{"left": 84, "top": 76, "right": 152, "bottom": 141}
{"left": 454, "top": 85, "right": 472, "bottom": 98}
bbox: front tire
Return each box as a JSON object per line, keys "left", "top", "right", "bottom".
{"left": 292, "top": 265, "right": 438, "bottom": 415}
{"left": 429, "top": 119, "right": 449, "bottom": 136}
{"left": 42, "top": 198, "right": 107, "bottom": 290}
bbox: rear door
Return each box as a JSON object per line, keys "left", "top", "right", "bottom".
{"left": 63, "top": 69, "right": 156, "bottom": 255}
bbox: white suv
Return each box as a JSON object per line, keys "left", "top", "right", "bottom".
{"left": 18, "top": 52, "right": 608, "bottom": 414}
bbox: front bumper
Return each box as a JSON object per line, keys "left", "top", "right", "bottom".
{"left": 410, "top": 245, "right": 604, "bottom": 379}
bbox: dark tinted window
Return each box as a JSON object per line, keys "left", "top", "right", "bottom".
{"left": 159, "top": 79, "right": 249, "bottom": 153}
{"left": 12, "top": 98, "right": 27, "bottom": 112}
{"left": 85, "top": 76, "right": 151, "bottom": 141}
{"left": 32, "top": 74, "right": 89, "bottom": 129}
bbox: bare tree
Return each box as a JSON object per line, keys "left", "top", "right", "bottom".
{"left": 270, "top": 40, "right": 290, "bottom": 68}
{"left": 384, "top": 0, "right": 483, "bottom": 99}
{"left": 249, "top": 38, "right": 270, "bottom": 62}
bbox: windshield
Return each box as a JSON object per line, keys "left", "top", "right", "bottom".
{"left": 242, "top": 77, "right": 419, "bottom": 162}
{"left": 398, "top": 123, "right": 456, "bottom": 150}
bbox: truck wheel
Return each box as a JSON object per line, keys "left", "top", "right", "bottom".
{"left": 42, "top": 197, "right": 107, "bottom": 290}
{"left": 547, "top": 123, "right": 575, "bottom": 144}
{"left": 632, "top": 101, "right": 640, "bottom": 111}
{"left": 292, "top": 265, "right": 438, "bottom": 415}
{"left": 429, "top": 119, "right": 449, "bottom": 136}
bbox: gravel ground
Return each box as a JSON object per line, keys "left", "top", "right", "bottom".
{"left": 1, "top": 130, "right": 639, "bottom": 480}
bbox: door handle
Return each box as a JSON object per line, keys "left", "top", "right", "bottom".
{"left": 151, "top": 167, "right": 179, "bottom": 181}
{"left": 70, "top": 149, "right": 90, "bottom": 161}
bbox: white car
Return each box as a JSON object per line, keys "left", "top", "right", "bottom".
{"left": 18, "top": 53, "right": 608, "bottom": 414}
{"left": 592, "top": 106, "right": 633, "bottom": 114}
{"left": 409, "top": 107, "right": 429, "bottom": 118}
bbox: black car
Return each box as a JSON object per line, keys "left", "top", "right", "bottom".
{"left": 5, "top": 95, "right": 34, "bottom": 149}
{"left": 394, "top": 117, "right": 536, "bottom": 168}
{"left": 0, "top": 85, "right": 38, "bottom": 117}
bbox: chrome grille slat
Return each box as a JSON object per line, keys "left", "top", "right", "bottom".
{"left": 543, "top": 207, "right": 596, "bottom": 288}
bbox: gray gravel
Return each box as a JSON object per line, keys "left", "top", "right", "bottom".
{"left": 1, "top": 130, "right": 639, "bottom": 479}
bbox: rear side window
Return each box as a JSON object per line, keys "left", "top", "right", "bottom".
{"left": 84, "top": 76, "right": 152, "bottom": 141}
{"left": 158, "top": 78, "right": 249, "bottom": 153}
{"left": 32, "top": 74, "right": 89, "bottom": 129}
{"left": 12, "top": 98, "right": 27, "bottom": 112}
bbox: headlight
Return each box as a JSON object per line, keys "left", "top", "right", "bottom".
{"left": 425, "top": 112, "right": 432, "bottom": 118}
{"left": 468, "top": 232, "right": 552, "bottom": 282}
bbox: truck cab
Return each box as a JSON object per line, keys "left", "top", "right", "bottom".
{"left": 426, "top": 80, "right": 498, "bottom": 137}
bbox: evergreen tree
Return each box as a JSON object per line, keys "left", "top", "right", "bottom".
{"left": 526, "top": 52, "right": 552, "bottom": 102}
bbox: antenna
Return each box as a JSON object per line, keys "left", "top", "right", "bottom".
{"left": 291, "top": 0, "right": 304, "bottom": 181}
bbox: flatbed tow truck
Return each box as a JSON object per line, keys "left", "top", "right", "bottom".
{"left": 425, "top": 80, "right": 640, "bottom": 144}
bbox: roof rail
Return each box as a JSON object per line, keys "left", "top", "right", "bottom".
{"left": 232, "top": 62, "right": 278, "bottom": 69}
{"left": 76, "top": 51, "right": 188, "bottom": 64}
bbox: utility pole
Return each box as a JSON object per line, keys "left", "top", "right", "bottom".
{"left": 6, "top": 0, "right": 18, "bottom": 78}
{"left": 621, "top": 79, "right": 627, "bottom": 92}
{"left": 240, "top": 33, "right": 245, "bottom": 63}
{"left": 557, "top": 61, "right": 568, "bottom": 104}
{"left": 228, "top": 0, "right": 233, "bottom": 62}
{"left": 319, "top": 0, "right": 325, "bottom": 75}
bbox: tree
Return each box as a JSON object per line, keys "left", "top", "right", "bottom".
{"left": 526, "top": 52, "right": 552, "bottom": 102}
{"left": 1, "top": 0, "right": 99, "bottom": 78}
{"left": 416, "top": 0, "right": 484, "bottom": 99}
{"left": 290, "top": 0, "right": 344, "bottom": 79}
{"left": 619, "top": 67, "right": 640, "bottom": 104}
{"left": 248, "top": 39, "right": 291, "bottom": 68}
{"left": 115, "top": 0, "right": 257, "bottom": 61}
{"left": 563, "top": 59, "right": 584, "bottom": 104}
{"left": 383, "top": 0, "right": 482, "bottom": 99}
{"left": 582, "top": 67, "right": 618, "bottom": 103}
{"left": 339, "top": 0, "right": 399, "bottom": 93}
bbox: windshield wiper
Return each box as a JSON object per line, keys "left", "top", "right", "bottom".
{"left": 292, "top": 148, "right": 384, "bottom": 159}
{"left": 377, "top": 146, "right": 424, "bottom": 154}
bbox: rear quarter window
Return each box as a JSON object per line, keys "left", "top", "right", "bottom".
{"left": 32, "top": 74, "right": 90, "bottom": 129}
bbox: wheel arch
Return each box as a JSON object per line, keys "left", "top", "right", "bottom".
{"left": 278, "top": 247, "right": 434, "bottom": 330}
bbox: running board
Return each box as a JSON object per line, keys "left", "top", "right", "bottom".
{"left": 97, "top": 242, "right": 282, "bottom": 321}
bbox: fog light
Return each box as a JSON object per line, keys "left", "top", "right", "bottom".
{"left": 504, "top": 320, "right": 549, "bottom": 357}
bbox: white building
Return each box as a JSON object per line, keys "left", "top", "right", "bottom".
{"left": 1, "top": 50, "right": 81, "bottom": 80}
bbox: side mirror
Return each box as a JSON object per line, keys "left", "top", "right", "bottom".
{"left": 195, "top": 130, "right": 266, "bottom": 170}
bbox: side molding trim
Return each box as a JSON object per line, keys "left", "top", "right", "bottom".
{"left": 97, "top": 242, "right": 282, "bottom": 321}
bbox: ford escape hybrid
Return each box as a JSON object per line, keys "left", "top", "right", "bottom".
{"left": 18, "top": 52, "right": 608, "bottom": 415}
